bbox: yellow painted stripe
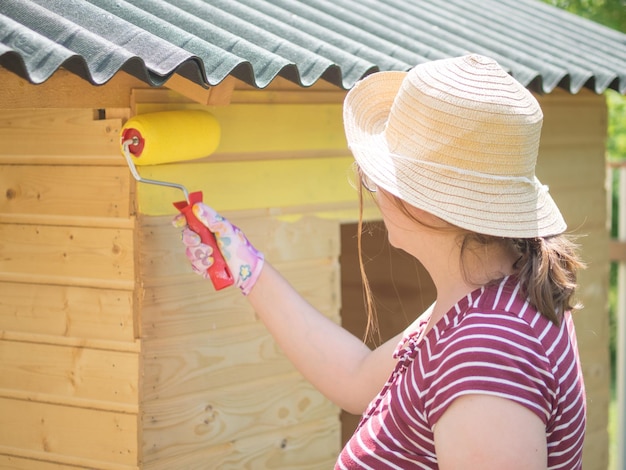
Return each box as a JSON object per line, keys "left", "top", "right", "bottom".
{"left": 138, "top": 156, "right": 366, "bottom": 216}
{"left": 134, "top": 103, "right": 347, "bottom": 154}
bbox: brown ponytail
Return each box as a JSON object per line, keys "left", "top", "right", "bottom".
{"left": 510, "top": 235, "right": 585, "bottom": 324}
{"left": 459, "top": 232, "right": 585, "bottom": 324}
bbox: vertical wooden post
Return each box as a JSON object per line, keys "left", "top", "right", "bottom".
{"left": 617, "top": 165, "right": 626, "bottom": 470}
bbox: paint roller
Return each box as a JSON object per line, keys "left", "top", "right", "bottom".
{"left": 120, "top": 110, "right": 234, "bottom": 290}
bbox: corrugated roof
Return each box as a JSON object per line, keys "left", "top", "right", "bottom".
{"left": 1, "top": 0, "right": 625, "bottom": 94}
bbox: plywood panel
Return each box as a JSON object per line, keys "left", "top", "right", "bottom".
{"left": 0, "top": 397, "right": 138, "bottom": 468}
{"left": 538, "top": 90, "right": 607, "bottom": 144}
{"left": 0, "top": 224, "right": 134, "bottom": 287}
{"left": 142, "top": 259, "right": 340, "bottom": 338}
{"left": 142, "top": 374, "right": 338, "bottom": 464}
{"left": 550, "top": 188, "right": 606, "bottom": 232}
{"left": 538, "top": 90, "right": 609, "bottom": 470}
{"left": 140, "top": 214, "right": 341, "bottom": 282}
{"left": 0, "top": 282, "right": 135, "bottom": 343}
{"left": 142, "top": 323, "right": 300, "bottom": 401}
{"left": 537, "top": 148, "right": 605, "bottom": 187}
{"left": 0, "top": 340, "right": 138, "bottom": 406}
{"left": 0, "top": 165, "right": 131, "bottom": 218}
{"left": 139, "top": 208, "right": 343, "bottom": 467}
{"left": 143, "top": 416, "right": 340, "bottom": 470}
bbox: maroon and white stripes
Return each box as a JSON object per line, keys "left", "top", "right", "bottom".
{"left": 336, "top": 276, "right": 586, "bottom": 469}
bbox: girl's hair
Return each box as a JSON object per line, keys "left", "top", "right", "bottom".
{"left": 356, "top": 183, "right": 381, "bottom": 344}
{"left": 459, "top": 232, "right": 585, "bottom": 324}
{"left": 356, "top": 186, "right": 584, "bottom": 336}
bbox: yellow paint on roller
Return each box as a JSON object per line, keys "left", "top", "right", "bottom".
{"left": 120, "top": 110, "right": 221, "bottom": 166}
{"left": 137, "top": 157, "right": 372, "bottom": 219}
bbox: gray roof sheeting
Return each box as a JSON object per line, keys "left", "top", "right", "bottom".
{"left": 1, "top": 0, "right": 625, "bottom": 94}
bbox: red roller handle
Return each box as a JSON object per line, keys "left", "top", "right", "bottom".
{"left": 173, "top": 191, "right": 234, "bottom": 290}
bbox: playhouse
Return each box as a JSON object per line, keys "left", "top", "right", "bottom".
{"left": 1, "top": 1, "right": 625, "bottom": 468}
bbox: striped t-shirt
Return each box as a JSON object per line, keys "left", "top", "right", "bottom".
{"left": 336, "top": 276, "right": 586, "bottom": 469}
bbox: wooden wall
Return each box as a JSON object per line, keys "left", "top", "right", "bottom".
{"left": 134, "top": 81, "right": 351, "bottom": 468}
{"left": 0, "top": 106, "right": 140, "bottom": 468}
{"left": 139, "top": 214, "right": 342, "bottom": 468}
{"left": 538, "top": 89, "right": 611, "bottom": 469}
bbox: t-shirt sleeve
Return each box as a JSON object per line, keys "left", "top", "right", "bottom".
{"left": 422, "top": 311, "right": 557, "bottom": 427}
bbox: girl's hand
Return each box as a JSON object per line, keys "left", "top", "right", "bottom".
{"left": 174, "top": 203, "right": 264, "bottom": 295}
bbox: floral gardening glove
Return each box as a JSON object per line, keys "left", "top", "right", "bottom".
{"left": 173, "top": 203, "right": 264, "bottom": 295}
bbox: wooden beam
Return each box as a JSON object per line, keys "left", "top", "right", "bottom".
{"left": 0, "top": 68, "right": 146, "bottom": 109}
{"left": 164, "top": 74, "right": 235, "bottom": 106}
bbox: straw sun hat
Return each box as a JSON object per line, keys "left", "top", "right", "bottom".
{"left": 343, "top": 54, "right": 566, "bottom": 238}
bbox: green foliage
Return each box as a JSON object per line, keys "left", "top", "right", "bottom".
{"left": 607, "top": 90, "right": 626, "bottom": 162}
{"left": 543, "top": 0, "right": 626, "bottom": 32}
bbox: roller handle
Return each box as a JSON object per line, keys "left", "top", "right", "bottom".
{"left": 173, "top": 192, "right": 234, "bottom": 290}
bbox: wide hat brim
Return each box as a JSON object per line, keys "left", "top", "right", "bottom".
{"left": 343, "top": 58, "right": 567, "bottom": 239}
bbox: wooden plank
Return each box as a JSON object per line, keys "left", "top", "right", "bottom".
{"left": 0, "top": 68, "right": 142, "bottom": 109}
{"left": 0, "top": 449, "right": 139, "bottom": 470}
{"left": 136, "top": 156, "right": 356, "bottom": 215}
{"left": 142, "top": 373, "right": 338, "bottom": 463}
{"left": 0, "top": 272, "right": 134, "bottom": 291}
{"left": 0, "top": 453, "right": 83, "bottom": 469}
{"left": 538, "top": 90, "right": 607, "bottom": 146}
{"left": 230, "top": 89, "right": 347, "bottom": 104}
{"left": 164, "top": 75, "right": 236, "bottom": 106}
{"left": 550, "top": 188, "right": 606, "bottom": 231}
{"left": 0, "top": 154, "right": 127, "bottom": 166}
{"left": 0, "top": 282, "right": 135, "bottom": 343}
{"left": 0, "top": 213, "right": 135, "bottom": 229}
{"left": 537, "top": 146, "right": 606, "bottom": 188}
{"left": 133, "top": 75, "right": 345, "bottom": 106}
{"left": 0, "top": 340, "right": 138, "bottom": 406}
{"left": 0, "top": 397, "right": 138, "bottom": 467}
{"left": 0, "top": 107, "right": 95, "bottom": 126}
{"left": 0, "top": 332, "right": 140, "bottom": 355}
{"left": 0, "top": 224, "right": 134, "bottom": 286}
{"left": 133, "top": 103, "right": 347, "bottom": 155}
{"left": 0, "top": 387, "right": 138, "bottom": 415}
{"left": 0, "top": 165, "right": 131, "bottom": 218}
{"left": 0, "top": 109, "right": 120, "bottom": 157}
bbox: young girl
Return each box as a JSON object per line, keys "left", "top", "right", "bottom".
{"left": 177, "top": 54, "right": 586, "bottom": 469}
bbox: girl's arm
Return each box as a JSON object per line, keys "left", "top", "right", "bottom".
{"left": 249, "top": 262, "right": 401, "bottom": 414}
{"left": 434, "top": 394, "right": 547, "bottom": 470}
